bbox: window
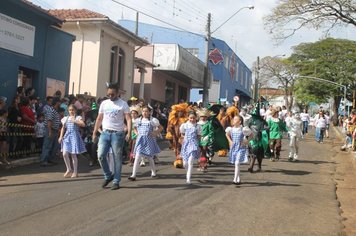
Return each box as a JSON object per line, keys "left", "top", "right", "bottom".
{"left": 178, "top": 86, "right": 188, "bottom": 102}
{"left": 109, "top": 46, "right": 125, "bottom": 88}
{"left": 165, "top": 81, "right": 175, "bottom": 106}
{"left": 235, "top": 63, "right": 240, "bottom": 82}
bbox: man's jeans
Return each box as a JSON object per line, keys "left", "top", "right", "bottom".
{"left": 315, "top": 127, "right": 324, "bottom": 142}
{"left": 97, "top": 130, "right": 125, "bottom": 184}
{"left": 302, "top": 121, "right": 308, "bottom": 135}
{"left": 40, "top": 128, "right": 59, "bottom": 163}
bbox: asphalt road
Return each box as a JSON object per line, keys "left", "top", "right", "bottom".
{"left": 0, "top": 129, "right": 343, "bottom": 236}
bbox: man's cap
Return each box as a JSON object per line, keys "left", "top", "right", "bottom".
{"left": 130, "top": 96, "right": 138, "bottom": 101}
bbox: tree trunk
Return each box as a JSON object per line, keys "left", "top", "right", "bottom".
{"left": 331, "top": 96, "right": 341, "bottom": 126}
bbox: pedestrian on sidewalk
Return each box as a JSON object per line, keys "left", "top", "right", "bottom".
{"left": 92, "top": 83, "right": 131, "bottom": 190}
{"left": 314, "top": 111, "right": 327, "bottom": 143}
{"left": 179, "top": 111, "right": 201, "bottom": 184}
{"left": 58, "top": 104, "right": 86, "bottom": 178}
{"left": 226, "top": 115, "right": 251, "bottom": 185}
{"left": 128, "top": 106, "right": 162, "bottom": 181}
{"left": 300, "top": 108, "right": 310, "bottom": 136}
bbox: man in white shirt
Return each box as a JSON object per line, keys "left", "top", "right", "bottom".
{"left": 93, "top": 84, "right": 131, "bottom": 190}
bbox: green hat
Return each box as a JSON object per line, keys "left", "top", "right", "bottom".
{"left": 91, "top": 102, "right": 98, "bottom": 110}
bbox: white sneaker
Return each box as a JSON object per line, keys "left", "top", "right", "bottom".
{"left": 186, "top": 180, "right": 191, "bottom": 185}
{"left": 346, "top": 144, "right": 352, "bottom": 149}
{"left": 293, "top": 154, "right": 298, "bottom": 161}
{"left": 341, "top": 144, "right": 347, "bottom": 149}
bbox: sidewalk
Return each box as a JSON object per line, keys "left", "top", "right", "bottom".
{"left": 332, "top": 125, "right": 356, "bottom": 235}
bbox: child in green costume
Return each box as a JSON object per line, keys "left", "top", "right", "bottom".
{"left": 197, "top": 108, "right": 214, "bottom": 172}
{"left": 267, "top": 109, "right": 287, "bottom": 161}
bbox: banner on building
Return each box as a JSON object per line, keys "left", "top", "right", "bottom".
{"left": 0, "top": 13, "right": 35, "bottom": 56}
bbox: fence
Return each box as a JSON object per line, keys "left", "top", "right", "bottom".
{"left": 0, "top": 122, "right": 42, "bottom": 158}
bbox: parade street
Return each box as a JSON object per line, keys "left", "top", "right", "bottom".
{"left": 0, "top": 128, "right": 352, "bottom": 236}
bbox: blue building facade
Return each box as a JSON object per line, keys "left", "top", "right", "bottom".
{"left": 0, "top": 0, "right": 74, "bottom": 101}
{"left": 119, "top": 20, "right": 252, "bottom": 105}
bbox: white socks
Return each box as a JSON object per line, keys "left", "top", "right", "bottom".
{"left": 233, "top": 160, "right": 240, "bottom": 183}
{"left": 184, "top": 156, "right": 194, "bottom": 184}
{"left": 131, "top": 153, "right": 156, "bottom": 178}
{"left": 63, "top": 152, "right": 78, "bottom": 174}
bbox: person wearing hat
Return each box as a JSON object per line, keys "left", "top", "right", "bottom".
{"left": 128, "top": 96, "right": 138, "bottom": 107}
{"left": 197, "top": 108, "right": 214, "bottom": 172}
{"left": 128, "top": 106, "right": 141, "bottom": 166}
{"left": 248, "top": 103, "right": 269, "bottom": 173}
{"left": 267, "top": 108, "right": 288, "bottom": 161}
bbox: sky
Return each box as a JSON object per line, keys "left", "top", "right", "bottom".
{"left": 32, "top": 0, "right": 355, "bottom": 68}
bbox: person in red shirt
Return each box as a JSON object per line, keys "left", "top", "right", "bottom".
{"left": 20, "top": 97, "right": 35, "bottom": 155}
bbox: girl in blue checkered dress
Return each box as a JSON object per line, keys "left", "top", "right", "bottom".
{"left": 180, "top": 111, "right": 201, "bottom": 184}
{"left": 128, "top": 106, "right": 162, "bottom": 181}
{"left": 225, "top": 115, "right": 250, "bottom": 185}
{"left": 58, "top": 105, "right": 86, "bottom": 178}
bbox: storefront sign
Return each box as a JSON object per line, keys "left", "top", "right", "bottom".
{"left": 209, "top": 48, "right": 224, "bottom": 65}
{"left": 0, "top": 13, "right": 35, "bottom": 56}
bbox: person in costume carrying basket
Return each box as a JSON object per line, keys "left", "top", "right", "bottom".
{"left": 180, "top": 111, "right": 201, "bottom": 184}
{"left": 226, "top": 115, "right": 252, "bottom": 185}
{"left": 128, "top": 106, "right": 162, "bottom": 181}
{"left": 58, "top": 104, "right": 86, "bottom": 178}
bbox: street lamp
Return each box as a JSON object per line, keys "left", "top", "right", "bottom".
{"left": 296, "top": 75, "right": 347, "bottom": 116}
{"left": 211, "top": 6, "right": 254, "bottom": 34}
{"left": 202, "top": 6, "right": 254, "bottom": 106}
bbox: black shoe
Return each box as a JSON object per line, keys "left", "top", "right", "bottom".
{"left": 128, "top": 176, "right": 136, "bottom": 181}
{"left": 248, "top": 168, "right": 253, "bottom": 173}
{"left": 102, "top": 175, "right": 114, "bottom": 188}
{"left": 233, "top": 181, "right": 241, "bottom": 185}
{"left": 40, "top": 162, "right": 49, "bottom": 167}
{"left": 111, "top": 183, "right": 120, "bottom": 190}
{"left": 48, "top": 160, "right": 58, "bottom": 165}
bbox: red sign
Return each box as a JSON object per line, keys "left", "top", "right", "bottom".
{"left": 209, "top": 48, "right": 224, "bottom": 65}
{"left": 229, "top": 54, "right": 236, "bottom": 80}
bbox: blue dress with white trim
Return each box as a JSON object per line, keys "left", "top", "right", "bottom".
{"left": 180, "top": 122, "right": 200, "bottom": 162}
{"left": 226, "top": 126, "right": 248, "bottom": 164}
{"left": 133, "top": 118, "right": 161, "bottom": 158}
{"left": 61, "top": 116, "right": 86, "bottom": 154}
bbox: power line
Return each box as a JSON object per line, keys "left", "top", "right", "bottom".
{"left": 152, "top": 0, "right": 206, "bottom": 21}
{"left": 179, "top": 0, "right": 209, "bottom": 17}
{"left": 110, "top": 0, "right": 205, "bottom": 37}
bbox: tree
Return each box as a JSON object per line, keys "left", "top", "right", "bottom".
{"left": 257, "top": 56, "right": 298, "bottom": 111}
{"left": 264, "top": 0, "right": 356, "bottom": 42}
{"left": 290, "top": 38, "right": 356, "bottom": 123}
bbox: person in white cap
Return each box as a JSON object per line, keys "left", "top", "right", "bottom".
{"left": 286, "top": 112, "right": 303, "bottom": 161}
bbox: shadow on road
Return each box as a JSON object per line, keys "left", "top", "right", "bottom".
{"left": 238, "top": 181, "right": 301, "bottom": 188}
{"left": 264, "top": 169, "right": 311, "bottom": 176}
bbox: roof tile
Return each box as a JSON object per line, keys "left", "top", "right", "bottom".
{"left": 48, "top": 9, "right": 108, "bottom": 21}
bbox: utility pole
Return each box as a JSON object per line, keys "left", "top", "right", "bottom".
{"left": 202, "top": 13, "right": 211, "bottom": 107}
{"left": 135, "top": 12, "right": 139, "bottom": 35}
{"left": 254, "top": 56, "right": 260, "bottom": 102}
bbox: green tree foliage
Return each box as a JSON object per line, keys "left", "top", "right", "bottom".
{"left": 264, "top": 0, "right": 356, "bottom": 43}
{"left": 290, "top": 38, "right": 356, "bottom": 119}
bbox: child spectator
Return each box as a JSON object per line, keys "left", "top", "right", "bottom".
{"left": 34, "top": 113, "right": 45, "bottom": 150}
